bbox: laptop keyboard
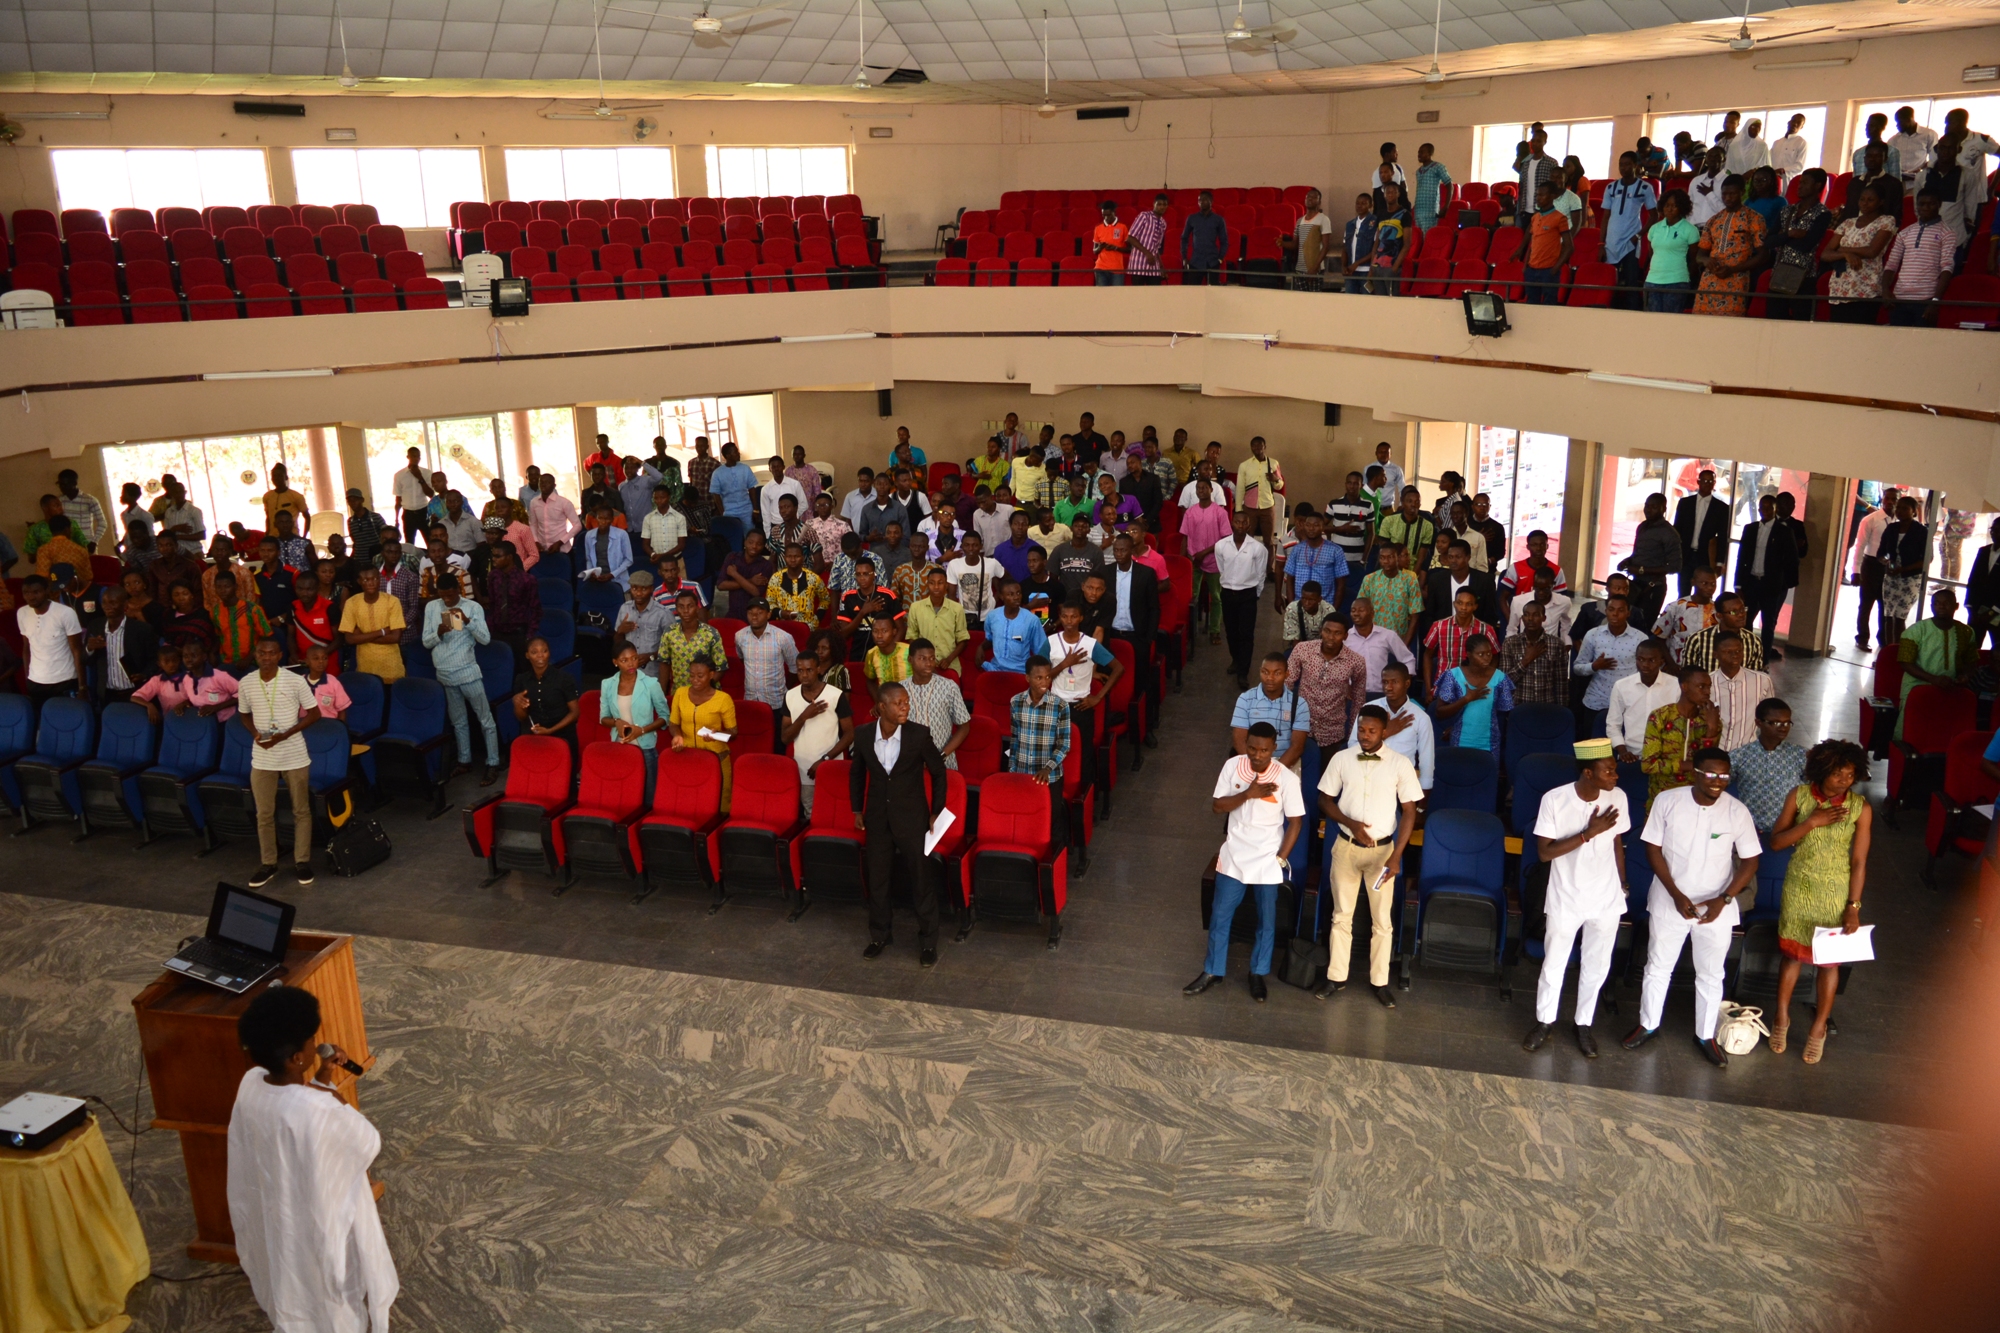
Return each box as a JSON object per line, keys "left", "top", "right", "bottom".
{"left": 179, "top": 938, "right": 265, "bottom": 973}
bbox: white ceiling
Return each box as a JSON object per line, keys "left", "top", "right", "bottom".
{"left": 0, "top": 0, "right": 1983, "bottom": 96}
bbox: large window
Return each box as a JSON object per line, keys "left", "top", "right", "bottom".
{"left": 104, "top": 431, "right": 336, "bottom": 548}
{"left": 291, "top": 148, "right": 483, "bottom": 228}
{"left": 365, "top": 410, "right": 582, "bottom": 520}
{"left": 1650, "top": 106, "right": 1827, "bottom": 171}
{"left": 1471, "top": 121, "right": 1612, "bottom": 187}
{"left": 50, "top": 149, "right": 271, "bottom": 218}
{"left": 503, "top": 148, "right": 675, "bottom": 201}
{"left": 704, "top": 146, "right": 849, "bottom": 198}
{"left": 1474, "top": 428, "right": 1569, "bottom": 567}
{"left": 1853, "top": 95, "right": 2000, "bottom": 153}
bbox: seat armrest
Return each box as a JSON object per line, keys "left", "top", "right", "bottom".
{"left": 467, "top": 791, "right": 508, "bottom": 816}
{"left": 414, "top": 733, "right": 447, "bottom": 753}
{"left": 696, "top": 811, "right": 728, "bottom": 838}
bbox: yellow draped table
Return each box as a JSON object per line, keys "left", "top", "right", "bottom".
{"left": 0, "top": 1116, "right": 149, "bottom": 1333}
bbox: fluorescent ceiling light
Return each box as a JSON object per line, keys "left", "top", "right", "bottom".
{"left": 748, "top": 82, "right": 795, "bottom": 87}
{"left": 779, "top": 332, "right": 877, "bottom": 342}
{"left": 1583, "top": 371, "right": 1710, "bottom": 394}
{"left": 1753, "top": 56, "right": 1853, "bottom": 70}
{"left": 544, "top": 112, "right": 626, "bottom": 121}
{"left": 843, "top": 111, "right": 911, "bottom": 118}
{"left": 1420, "top": 87, "right": 1488, "bottom": 100}
{"left": 14, "top": 111, "right": 110, "bottom": 120}
{"left": 1209, "top": 332, "right": 1276, "bottom": 343}
{"left": 201, "top": 368, "right": 336, "bottom": 381}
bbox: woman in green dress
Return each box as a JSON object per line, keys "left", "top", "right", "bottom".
{"left": 1768, "top": 740, "right": 1873, "bottom": 1065}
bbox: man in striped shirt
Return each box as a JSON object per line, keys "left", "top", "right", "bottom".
{"left": 1127, "top": 194, "right": 1169, "bottom": 286}
{"left": 57, "top": 469, "right": 108, "bottom": 550}
{"left": 1883, "top": 189, "right": 1957, "bottom": 326}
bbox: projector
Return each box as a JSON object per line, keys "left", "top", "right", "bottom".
{"left": 0, "top": 1092, "right": 88, "bottom": 1151}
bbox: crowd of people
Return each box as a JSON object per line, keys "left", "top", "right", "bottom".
{"left": 1259, "top": 110, "right": 1997, "bottom": 323}
{"left": 0, "top": 430, "right": 1930, "bottom": 1051}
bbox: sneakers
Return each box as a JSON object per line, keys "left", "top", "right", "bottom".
{"left": 248, "top": 864, "right": 278, "bottom": 889}
{"left": 294, "top": 861, "right": 315, "bottom": 886}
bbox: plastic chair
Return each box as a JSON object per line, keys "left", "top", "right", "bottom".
{"left": 369, "top": 676, "right": 453, "bottom": 818}
{"left": 1429, "top": 746, "right": 1499, "bottom": 814}
{"left": 13, "top": 698, "right": 98, "bottom": 830}
{"left": 1888, "top": 684, "right": 1976, "bottom": 820}
{"left": 557, "top": 742, "right": 649, "bottom": 893}
{"left": 193, "top": 724, "right": 257, "bottom": 849}
{"left": 957, "top": 772, "right": 1068, "bottom": 947}
{"left": 633, "top": 747, "right": 727, "bottom": 906}
{"left": 75, "top": 702, "right": 158, "bottom": 837}
{"left": 712, "top": 753, "right": 807, "bottom": 916}
{"left": 1403, "top": 808, "right": 1512, "bottom": 996}
{"left": 798, "top": 758, "right": 865, "bottom": 906}
{"left": 1503, "top": 703, "right": 1574, "bottom": 778}
{"left": 1925, "top": 729, "right": 2000, "bottom": 883}
{"left": 134, "top": 711, "right": 222, "bottom": 845}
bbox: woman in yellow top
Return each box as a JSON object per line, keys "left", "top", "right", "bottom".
{"left": 970, "top": 437, "right": 1011, "bottom": 495}
{"left": 669, "top": 657, "right": 738, "bottom": 807}
{"left": 338, "top": 566, "right": 407, "bottom": 682}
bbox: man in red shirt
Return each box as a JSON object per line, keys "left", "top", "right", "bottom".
{"left": 1091, "top": 201, "right": 1129, "bottom": 287}
{"left": 582, "top": 432, "right": 626, "bottom": 483}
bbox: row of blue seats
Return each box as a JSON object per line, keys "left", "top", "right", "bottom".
{"left": 0, "top": 670, "right": 484, "bottom": 844}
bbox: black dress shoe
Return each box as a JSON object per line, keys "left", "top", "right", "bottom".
{"left": 1621, "top": 1025, "right": 1658, "bottom": 1051}
{"left": 1183, "top": 972, "right": 1220, "bottom": 996}
{"left": 863, "top": 940, "right": 889, "bottom": 960}
{"left": 1313, "top": 977, "right": 1346, "bottom": 1000}
{"left": 1695, "top": 1036, "right": 1728, "bottom": 1068}
{"left": 1249, "top": 974, "right": 1267, "bottom": 1003}
{"left": 447, "top": 762, "right": 472, "bottom": 780}
{"left": 1521, "top": 1022, "right": 1555, "bottom": 1053}
{"left": 1373, "top": 985, "right": 1396, "bottom": 1009}
{"left": 919, "top": 947, "right": 937, "bottom": 969}
{"left": 480, "top": 765, "right": 499, "bottom": 786}
{"left": 1576, "top": 1025, "right": 1600, "bottom": 1059}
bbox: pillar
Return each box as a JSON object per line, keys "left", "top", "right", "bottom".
{"left": 572, "top": 406, "right": 598, "bottom": 477}
{"left": 675, "top": 144, "right": 707, "bottom": 199}
{"left": 482, "top": 145, "right": 510, "bottom": 202}
{"left": 304, "top": 427, "right": 338, "bottom": 511}
{"left": 267, "top": 147, "right": 298, "bottom": 208}
{"left": 1785, "top": 472, "right": 1850, "bottom": 657}
{"left": 507, "top": 410, "right": 533, "bottom": 478}
{"left": 335, "top": 425, "right": 372, "bottom": 507}
{"left": 1559, "top": 437, "right": 1601, "bottom": 594}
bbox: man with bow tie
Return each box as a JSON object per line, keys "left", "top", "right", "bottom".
{"left": 1315, "top": 704, "right": 1422, "bottom": 1008}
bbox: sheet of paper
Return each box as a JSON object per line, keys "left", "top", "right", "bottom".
{"left": 1975, "top": 804, "right": 1995, "bottom": 820}
{"left": 924, "top": 806, "right": 957, "bottom": 856}
{"left": 1811, "top": 924, "right": 1875, "bottom": 966}
{"left": 697, "top": 727, "right": 733, "bottom": 743}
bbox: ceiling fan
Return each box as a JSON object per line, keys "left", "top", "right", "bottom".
{"left": 1401, "top": 0, "right": 1524, "bottom": 82}
{"left": 1155, "top": 0, "right": 1296, "bottom": 52}
{"left": 1697, "top": 1, "right": 1834, "bottom": 51}
{"left": 544, "top": 2, "right": 665, "bottom": 119}
{"left": 603, "top": 0, "right": 798, "bottom": 41}
{"left": 330, "top": 1, "right": 408, "bottom": 88}
{"left": 1032, "top": 11, "right": 1132, "bottom": 115}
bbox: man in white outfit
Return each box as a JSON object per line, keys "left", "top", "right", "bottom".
{"left": 228, "top": 986, "right": 398, "bottom": 1333}
{"left": 1622, "top": 747, "right": 1761, "bottom": 1068}
{"left": 1769, "top": 114, "right": 1810, "bottom": 187}
{"left": 1523, "top": 739, "right": 1630, "bottom": 1059}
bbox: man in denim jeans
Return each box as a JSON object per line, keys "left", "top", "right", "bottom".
{"left": 1515, "top": 179, "right": 1572, "bottom": 306}
{"left": 1184, "top": 722, "right": 1304, "bottom": 1004}
{"left": 422, "top": 569, "right": 501, "bottom": 786}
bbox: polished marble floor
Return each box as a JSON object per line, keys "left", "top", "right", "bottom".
{"left": 0, "top": 892, "right": 1941, "bottom": 1333}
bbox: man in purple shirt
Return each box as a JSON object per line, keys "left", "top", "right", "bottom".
{"left": 992, "top": 509, "right": 1038, "bottom": 585}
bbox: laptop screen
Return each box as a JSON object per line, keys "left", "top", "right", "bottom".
{"left": 216, "top": 890, "right": 289, "bottom": 956}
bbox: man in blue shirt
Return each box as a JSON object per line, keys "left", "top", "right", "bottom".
{"left": 1571, "top": 592, "right": 1643, "bottom": 738}
{"left": 887, "top": 427, "right": 927, "bottom": 470}
{"left": 1230, "top": 651, "right": 1310, "bottom": 769}
{"left": 982, "top": 580, "right": 1049, "bottom": 673}
{"left": 706, "top": 442, "right": 757, "bottom": 525}
{"left": 1180, "top": 190, "right": 1229, "bottom": 285}
{"left": 1601, "top": 151, "right": 1658, "bottom": 310}
{"left": 618, "top": 455, "right": 664, "bottom": 530}
{"left": 422, "top": 570, "right": 500, "bottom": 785}
{"left": 1282, "top": 506, "right": 1350, "bottom": 613}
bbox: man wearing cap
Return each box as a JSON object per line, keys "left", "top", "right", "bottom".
{"left": 613, "top": 570, "right": 672, "bottom": 677}
{"left": 1524, "top": 740, "right": 1631, "bottom": 1058}
{"left": 345, "top": 489, "right": 391, "bottom": 569}
{"left": 483, "top": 512, "right": 537, "bottom": 574}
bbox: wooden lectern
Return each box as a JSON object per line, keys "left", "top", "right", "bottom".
{"left": 131, "top": 931, "right": 375, "bottom": 1264}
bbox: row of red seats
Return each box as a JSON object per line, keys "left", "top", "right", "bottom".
{"left": 5, "top": 202, "right": 384, "bottom": 243}
{"left": 994, "top": 186, "right": 1314, "bottom": 212}
{"left": 960, "top": 224, "right": 1291, "bottom": 268}
{"left": 449, "top": 193, "right": 863, "bottom": 231}
{"left": 477, "top": 211, "right": 860, "bottom": 253}
{"left": 521, "top": 265, "right": 848, "bottom": 301}
{"left": 498, "top": 235, "right": 868, "bottom": 281}
{"left": 59, "top": 278, "right": 450, "bottom": 325}
{"left": 1, "top": 222, "right": 413, "bottom": 275}
{"left": 962, "top": 202, "right": 1302, "bottom": 242}
{"left": 8, "top": 247, "right": 427, "bottom": 302}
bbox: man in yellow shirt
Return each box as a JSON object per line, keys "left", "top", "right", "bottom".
{"left": 262, "top": 463, "right": 310, "bottom": 531}
{"left": 1167, "top": 428, "right": 1198, "bottom": 487}
{"left": 1235, "top": 436, "right": 1281, "bottom": 550}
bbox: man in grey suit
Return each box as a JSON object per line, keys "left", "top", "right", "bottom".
{"left": 851, "top": 681, "right": 950, "bottom": 967}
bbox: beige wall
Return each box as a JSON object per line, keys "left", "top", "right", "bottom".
{"left": 2, "top": 27, "right": 1992, "bottom": 250}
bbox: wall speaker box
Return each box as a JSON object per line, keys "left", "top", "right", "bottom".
{"left": 878, "top": 388, "right": 893, "bottom": 417}
{"left": 1324, "top": 404, "right": 1341, "bottom": 427}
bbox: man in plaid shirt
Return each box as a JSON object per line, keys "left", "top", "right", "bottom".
{"left": 1421, "top": 588, "right": 1498, "bottom": 692}
{"left": 1126, "top": 194, "right": 1169, "bottom": 286}
{"left": 1009, "top": 657, "right": 1073, "bottom": 848}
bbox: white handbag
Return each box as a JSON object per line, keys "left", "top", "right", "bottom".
{"left": 1716, "top": 1002, "right": 1771, "bottom": 1056}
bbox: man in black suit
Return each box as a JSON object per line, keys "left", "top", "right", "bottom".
{"left": 850, "top": 680, "right": 950, "bottom": 967}
{"left": 1105, "top": 533, "right": 1162, "bottom": 741}
{"left": 82, "top": 582, "right": 157, "bottom": 706}
{"left": 1420, "top": 538, "right": 1502, "bottom": 636}
{"left": 1774, "top": 491, "right": 1808, "bottom": 564}
{"left": 1734, "top": 494, "right": 1800, "bottom": 661}
{"left": 1672, "top": 469, "right": 1733, "bottom": 596}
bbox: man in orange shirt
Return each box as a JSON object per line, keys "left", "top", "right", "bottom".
{"left": 1091, "top": 200, "right": 1130, "bottom": 287}
{"left": 1514, "top": 179, "right": 1572, "bottom": 306}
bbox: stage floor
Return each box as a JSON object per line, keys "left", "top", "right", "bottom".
{"left": 2, "top": 891, "right": 1938, "bottom": 1332}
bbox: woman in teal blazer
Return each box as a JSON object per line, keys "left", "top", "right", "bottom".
{"left": 601, "top": 642, "right": 672, "bottom": 804}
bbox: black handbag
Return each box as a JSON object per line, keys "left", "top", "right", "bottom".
{"left": 326, "top": 819, "right": 392, "bottom": 877}
{"left": 1767, "top": 255, "right": 1811, "bottom": 297}
{"left": 1277, "top": 934, "right": 1329, "bottom": 989}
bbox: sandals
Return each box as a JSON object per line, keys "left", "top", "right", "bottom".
{"left": 1803, "top": 1030, "right": 1826, "bottom": 1065}
{"left": 1769, "top": 1023, "right": 1789, "bottom": 1055}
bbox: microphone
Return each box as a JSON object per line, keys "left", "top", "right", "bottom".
{"left": 316, "top": 1043, "right": 365, "bottom": 1077}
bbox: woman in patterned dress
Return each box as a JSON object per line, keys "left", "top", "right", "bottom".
{"left": 1693, "top": 175, "right": 1769, "bottom": 317}
{"left": 1768, "top": 740, "right": 1873, "bottom": 1065}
